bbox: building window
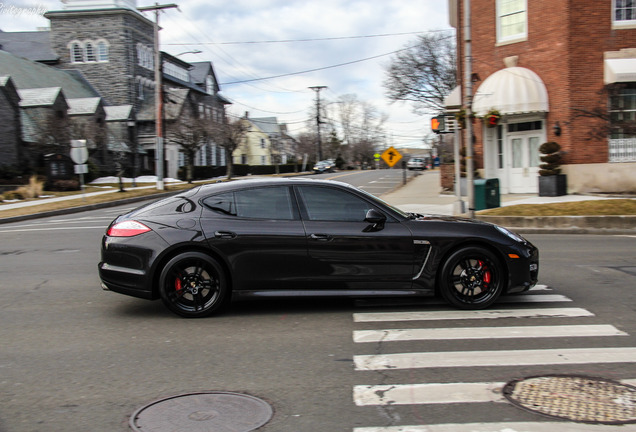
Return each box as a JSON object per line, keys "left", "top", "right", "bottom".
{"left": 610, "top": 83, "right": 636, "bottom": 138}
{"left": 261, "top": 156, "right": 266, "bottom": 165}
{"left": 97, "top": 40, "right": 109, "bottom": 62}
{"left": 615, "top": 0, "right": 636, "bottom": 23}
{"left": 497, "top": 0, "right": 527, "bottom": 43}
{"left": 85, "top": 41, "right": 97, "bottom": 62}
{"left": 137, "top": 44, "right": 154, "bottom": 70}
{"left": 260, "top": 138, "right": 266, "bottom": 149}
{"left": 70, "top": 41, "right": 84, "bottom": 63}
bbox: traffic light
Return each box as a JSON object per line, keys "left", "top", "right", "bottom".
{"left": 431, "top": 115, "right": 445, "bottom": 134}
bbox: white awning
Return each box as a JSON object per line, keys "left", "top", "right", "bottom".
{"left": 444, "top": 86, "right": 462, "bottom": 109}
{"left": 472, "top": 67, "right": 549, "bottom": 117}
{"left": 604, "top": 58, "right": 636, "bottom": 84}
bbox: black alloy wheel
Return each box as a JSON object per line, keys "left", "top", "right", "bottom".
{"left": 159, "top": 252, "right": 228, "bottom": 318}
{"left": 439, "top": 246, "right": 504, "bottom": 309}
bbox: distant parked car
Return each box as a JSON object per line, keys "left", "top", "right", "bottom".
{"left": 99, "top": 178, "right": 539, "bottom": 318}
{"left": 313, "top": 160, "right": 335, "bottom": 173}
{"left": 407, "top": 157, "right": 426, "bottom": 170}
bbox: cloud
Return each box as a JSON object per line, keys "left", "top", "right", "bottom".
{"left": 2, "top": 0, "right": 453, "bottom": 148}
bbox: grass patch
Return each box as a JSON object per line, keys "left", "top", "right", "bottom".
{"left": 0, "top": 183, "right": 197, "bottom": 219}
{"left": 477, "top": 199, "right": 636, "bottom": 216}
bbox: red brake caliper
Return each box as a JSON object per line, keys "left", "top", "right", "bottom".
{"left": 479, "top": 261, "right": 491, "bottom": 284}
{"left": 175, "top": 275, "right": 183, "bottom": 292}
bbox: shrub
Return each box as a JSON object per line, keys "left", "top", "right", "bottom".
{"left": 3, "top": 190, "right": 24, "bottom": 200}
{"left": 16, "top": 175, "right": 44, "bottom": 199}
{"left": 49, "top": 179, "right": 80, "bottom": 191}
{"left": 539, "top": 141, "right": 562, "bottom": 176}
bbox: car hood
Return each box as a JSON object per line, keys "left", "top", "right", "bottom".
{"left": 411, "top": 213, "right": 491, "bottom": 225}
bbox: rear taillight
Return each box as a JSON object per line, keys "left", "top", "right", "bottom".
{"left": 107, "top": 220, "right": 152, "bottom": 237}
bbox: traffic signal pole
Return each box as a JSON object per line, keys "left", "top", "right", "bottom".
{"left": 463, "top": 0, "right": 475, "bottom": 218}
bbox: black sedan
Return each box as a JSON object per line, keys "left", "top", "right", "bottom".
{"left": 99, "top": 178, "right": 538, "bottom": 318}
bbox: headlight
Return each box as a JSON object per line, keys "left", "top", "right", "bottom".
{"left": 495, "top": 225, "right": 525, "bottom": 243}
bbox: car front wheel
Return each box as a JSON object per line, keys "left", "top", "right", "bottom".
{"left": 159, "top": 252, "right": 228, "bottom": 318}
{"left": 439, "top": 246, "right": 504, "bottom": 309}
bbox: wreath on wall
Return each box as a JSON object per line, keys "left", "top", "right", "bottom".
{"left": 485, "top": 109, "right": 501, "bottom": 128}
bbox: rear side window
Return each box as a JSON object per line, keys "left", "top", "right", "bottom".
{"left": 202, "top": 186, "right": 297, "bottom": 220}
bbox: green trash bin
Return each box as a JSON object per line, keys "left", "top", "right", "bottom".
{"left": 474, "top": 178, "right": 500, "bottom": 210}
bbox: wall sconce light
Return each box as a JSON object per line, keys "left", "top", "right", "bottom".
{"left": 553, "top": 122, "right": 562, "bottom": 137}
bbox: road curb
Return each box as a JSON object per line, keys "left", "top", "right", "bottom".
{"left": 476, "top": 215, "right": 636, "bottom": 235}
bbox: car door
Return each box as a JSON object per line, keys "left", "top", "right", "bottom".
{"left": 295, "top": 184, "right": 415, "bottom": 290}
{"left": 199, "top": 185, "right": 310, "bottom": 291}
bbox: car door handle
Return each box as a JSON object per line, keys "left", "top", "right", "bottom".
{"left": 214, "top": 231, "right": 237, "bottom": 239}
{"left": 310, "top": 233, "right": 332, "bottom": 241}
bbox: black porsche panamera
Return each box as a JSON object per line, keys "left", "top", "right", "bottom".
{"left": 99, "top": 178, "right": 539, "bottom": 318}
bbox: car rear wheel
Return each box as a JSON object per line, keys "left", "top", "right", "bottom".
{"left": 159, "top": 252, "right": 228, "bottom": 318}
{"left": 439, "top": 246, "right": 504, "bottom": 309}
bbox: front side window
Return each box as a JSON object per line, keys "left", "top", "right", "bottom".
{"left": 297, "top": 186, "right": 373, "bottom": 222}
{"left": 497, "top": 0, "right": 527, "bottom": 43}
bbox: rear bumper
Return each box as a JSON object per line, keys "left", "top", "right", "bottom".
{"left": 98, "top": 262, "right": 156, "bottom": 299}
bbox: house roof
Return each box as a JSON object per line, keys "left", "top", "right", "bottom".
{"left": 17, "top": 87, "right": 64, "bottom": 107}
{"left": 105, "top": 105, "right": 133, "bottom": 121}
{"left": 250, "top": 117, "right": 280, "bottom": 135}
{"left": 0, "top": 50, "right": 99, "bottom": 99}
{"left": 67, "top": 97, "right": 102, "bottom": 115}
{"left": 0, "top": 75, "right": 21, "bottom": 107}
{"left": 0, "top": 30, "right": 59, "bottom": 63}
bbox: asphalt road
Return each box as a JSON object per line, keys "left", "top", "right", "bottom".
{"left": 1, "top": 172, "right": 636, "bottom": 432}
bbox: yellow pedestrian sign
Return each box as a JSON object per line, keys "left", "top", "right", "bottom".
{"left": 381, "top": 146, "right": 402, "bottom": 167}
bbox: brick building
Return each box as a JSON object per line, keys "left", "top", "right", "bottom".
{"left": 448, "top": 0, "right": 636, "bottom": 194}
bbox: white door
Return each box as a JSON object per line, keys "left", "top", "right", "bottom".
{"left": 507, "top": 133, "right": 541, "bottom": 193}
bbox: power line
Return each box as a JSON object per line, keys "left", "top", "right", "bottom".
{"left": 220, "top": 45, "right": 415, "bottom": 85}
{"left": 163, "top": 30, "right": 430, "bottom": 46}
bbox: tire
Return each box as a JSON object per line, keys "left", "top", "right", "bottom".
{"left": 439, "top": 246, "right": 504, "bottom": 309}
{"left": 159, "top": 252, "right": 228, "bottom": 318}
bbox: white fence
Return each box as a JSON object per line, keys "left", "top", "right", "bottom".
{"left": 609, "top": 138, "right": 636, "bottom": 162}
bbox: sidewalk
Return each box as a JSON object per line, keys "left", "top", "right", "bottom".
{"left": 381, "top": 170, "right": 636, "bottom": 234}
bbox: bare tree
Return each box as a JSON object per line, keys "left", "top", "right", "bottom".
{"left": 333, "top": 95, "right": 387, "bottom": 166}
{"left": 572, "top": 84, "right": 636, "bottom": 141}
{"left": 383, "top": 31, "right": 457, "bottom": 114}
{"left": 210, "top": 113, "right": 250, "bottom": 180}
{"left": 167, "top": 114, "right": 213, "bottom": 183}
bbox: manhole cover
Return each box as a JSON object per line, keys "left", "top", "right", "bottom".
{"left": 130, "top": 391, "right": 273, "bottom": 432}
{"left": 503, "top": 375, "right": 636, "bottom": 425}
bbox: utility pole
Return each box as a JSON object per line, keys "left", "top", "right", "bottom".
{"left": 463, "top": 0, "right": 475, "bottom": 218}
{"left": 138, "top": 2, "right": 178, "bottom": 191}
{"left": 309, "top": 86, "right": 327, "bottom": 161}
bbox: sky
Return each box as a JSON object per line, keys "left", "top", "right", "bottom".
{"left": 1, "top": 0, "right": 454, "bottom": 150}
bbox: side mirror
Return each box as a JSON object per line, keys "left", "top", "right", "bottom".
{"left": 364, "top": 209, "right": 386, "bottom": 231}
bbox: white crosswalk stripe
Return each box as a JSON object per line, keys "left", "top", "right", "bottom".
{"left": 353, "top": 324, "right": 628, "bottom": 343}
{"left": 351, "top": 287, "right": 636, "bottom": 431}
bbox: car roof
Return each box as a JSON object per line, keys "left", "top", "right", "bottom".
{"left": 188, "top": 177, "right": 357, "bottom": 196}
